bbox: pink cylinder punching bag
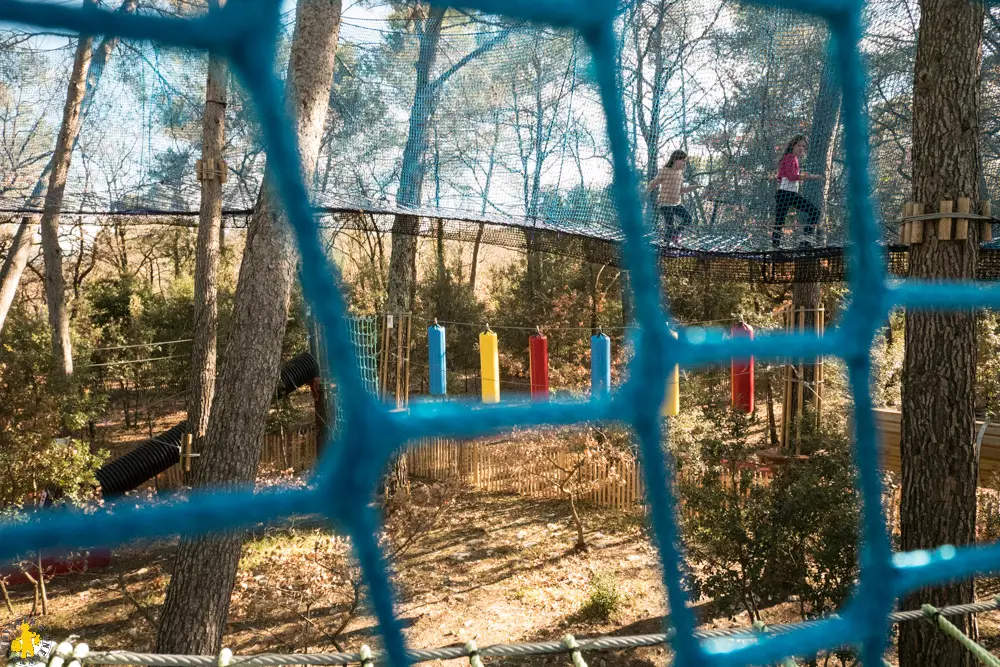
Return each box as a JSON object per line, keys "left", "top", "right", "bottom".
{"left": 529, "top": 330, "right": 549, "bottom": 402}
{"left": 731, "top": 322, "right": 754, "bottom": 413}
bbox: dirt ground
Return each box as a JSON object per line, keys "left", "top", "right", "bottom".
{"left": 6, "top": 481, "right": 1000, "bottom": 666}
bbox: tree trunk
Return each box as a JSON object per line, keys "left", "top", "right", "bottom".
{"left": 766, "top": 374, "right": 778, "bottom": 447}
{"left": 0, "top": 0, "right": 134, "bottom": 338}
{"left": 801, "top": 51, "right": 841, "bottom": 231}
{"left": 188, "top": 6, "right": 229, "bottom": 464}
{"left": 38, "top": 0, "right": 99, "bottom": 377}
{"left": 36, "top": 552, "right": 47, "bottom": 616}
{"left": 154, "top": 0, "right": 341, "bottom": 654}
{"left": 0, "top": 576, "right": 13, "bottom": 616}
{"left": 898, "top": 0, "right": 983, "bottom": 662}
{"left": 470, "top": 223, "right": 485, "bottom": 293}
{"left": 469, "top": 112, "right": 500, "bottom": 294}
{"left": 620, "top": 270, "right": 633, "bottom": 326}
{"left": 385, "top": 6, "right": 446, "bottom": 315}
{"left": 0, "top": 220, "right": 34, "bottom": 329}
{"left": 386, "top": 217, "right": 419, "bottom": 314}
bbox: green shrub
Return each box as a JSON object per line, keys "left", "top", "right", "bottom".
{"left": 0, "top": 309, "right": 107, "bottom": 510}
{"left": 677, "top": 406, "right": 860, "bottom": 623}
{"left": 579, "top": 570, "right": 624, "bottom": 622}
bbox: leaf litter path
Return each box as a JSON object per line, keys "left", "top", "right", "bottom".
{"left": 8, "top": 486, "right": 1000, "bottom": 666}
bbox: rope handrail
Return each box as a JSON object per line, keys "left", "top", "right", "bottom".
{"left": 922, "top": 603, "right": 1000, "bottom": 667}
{"left": 64, "top": 598, "right": 1000, "bottom": 667}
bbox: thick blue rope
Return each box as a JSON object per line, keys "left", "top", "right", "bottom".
{"left": 1, "top": 0, "right": 998, "bottom": 664}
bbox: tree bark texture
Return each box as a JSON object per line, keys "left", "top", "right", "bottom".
{"left": 154, "top": 0, "right": 341, "bottom": 654}
{"left": 38, "top": 0, "right": 99, "bottom": 377}
{"left": 801, "top": 52, "right": 841, "bottom": 231}
{"left": 620, "top": 269, "right": 633, "bottom": 326}
{"left": 0, "top": 0, "right": 133, "bottom": 337}
{"left": 385, "top": 6, "right": 446, "bottom": 314}
{"left": 188, "top": 11, "right": 229, "bottom": 456}
{"left": 0, "top": 220, "right": 35, "bottom": 330}
{"left": 899, "top": 0, "right": 983, "bottom": 662}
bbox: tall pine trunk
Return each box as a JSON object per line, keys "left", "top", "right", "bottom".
{"left": 899, "top": 0, "right": 983, "bottom": 662}
{"left": 154, "top": 0, "right": 341, "bottom": 653}
{"left": 784, "top": 49, "right": 839, "bottom": 451}
{"left": 38, "top": 0, "right": 99, "bottom": 377}
{"left": 188, "top": 2, "right": 229, "bottom": 456}
{"left": 385, "top": 7, "right": 446, "bottom": 315}
{"left": 0, "top": 16, "right": 127, "bottom": 335}
{"left": 0, "top": 220, "right": 35, "bottom": 328}
{"left": 801, "top": 50, "right": 841, "bottom": 233}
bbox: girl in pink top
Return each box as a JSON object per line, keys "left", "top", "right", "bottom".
{"left": 773, "top": 134, "right": 824, "bottom": 249}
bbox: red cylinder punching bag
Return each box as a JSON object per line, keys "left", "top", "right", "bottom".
{"left": 529, "top": 330, "right": 549, "bottom": 402}
{"left": 731, "top": 322, "right": 754, "bottom": 413}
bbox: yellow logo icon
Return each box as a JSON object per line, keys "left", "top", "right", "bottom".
{"left": 10, "top": 623, "right": 40, "bottom": 659}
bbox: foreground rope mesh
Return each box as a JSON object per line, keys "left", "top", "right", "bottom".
{"left": 6, "top": 0, "right": 1000, "bottom": 664}
{"left": 45, "top": 598, "right": 999, "bottom": 666}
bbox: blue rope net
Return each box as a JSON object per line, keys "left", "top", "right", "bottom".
{"left": 0, "top": 0, "right": 997, "bottom": 665}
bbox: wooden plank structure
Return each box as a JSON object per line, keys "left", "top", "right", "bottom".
{"left": 780, "top": 303, "right": 825, "bottom": 453}
{"left": 875, "top": 408, "right": 1000, "bottom": 485}
{"left": 898, "top": 199, "right": 993, "bottom": 246}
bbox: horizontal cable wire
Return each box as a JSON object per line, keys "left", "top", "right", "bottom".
{"left": 79, "top": 598, "right": 1000, "bottom": 667}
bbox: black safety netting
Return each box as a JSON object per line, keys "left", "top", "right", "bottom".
{"left": 3, "top": 0, "right": 1000, "bottom": 280}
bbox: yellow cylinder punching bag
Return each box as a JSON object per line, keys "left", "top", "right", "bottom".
{"left": 480, "top": 328, "right": 500, "bottom": 404}
{"left": 662, "top": 330, "right": 680, "bottom": 417}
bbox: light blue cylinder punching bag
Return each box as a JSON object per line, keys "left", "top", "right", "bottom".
{"left": 591, "top": 332, "right": 611, "bottom": 398}
{"left": 428, "top": 321, "right": 446, "bottom": 396}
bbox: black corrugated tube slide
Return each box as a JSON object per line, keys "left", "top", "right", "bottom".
{"left": 95, "top": 351, "right": 319, "bottom": 497}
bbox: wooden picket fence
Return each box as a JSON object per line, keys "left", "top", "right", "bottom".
{"left": 406, "top": 436, "right": 647, "bottom": 510}
{"left": 148, "top": 428, "right": 785, "bottom": 508}
{"left": 155, "top": 428, "right": 319, "bottom": 490}
{"left": 145, "top": 407, "right": 1000, "bottom": 504}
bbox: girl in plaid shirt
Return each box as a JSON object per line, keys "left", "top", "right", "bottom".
{"left": 647, "top": 149, "right": 700, "bottom": 246}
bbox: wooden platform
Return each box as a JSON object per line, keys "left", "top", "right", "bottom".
{"left": 875, "top": 408, "right": 1000, "bottom": 485}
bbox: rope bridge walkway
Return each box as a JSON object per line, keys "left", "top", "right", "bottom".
{"left": 5, "top": 0, "right": 1000, "bottom": 277}
{"left": 4, "top": 0, "right": 1000, "bottom": 664}
{"left": 29, "top": 599, "right": 1000, "bottom": 667}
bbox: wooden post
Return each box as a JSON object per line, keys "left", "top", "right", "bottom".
{"left": 816, "top": 304, "right": 825, "bottom": 423}
{"left": 909, "top": 202, "right": 924, "bottom": 243}
{"left": 781, "top": 306, "right": 793, "bottom": 450}
{"left": 183, "top": 433, "right": 193, "bottom": 473}
{"left": 983, "top": 201, "right": 993, "bottom": 242}
{"left": 901, "top": 202, "right": 912, "bottom": 245}
{"left": 403, "top": 314, "right": 412, "bottom": 408}
{"left": 378, "top": 315, "right": 391, "bottom": 403}
{"left": 394, "top": 315, "right": 403, "bottom": 409}
{"left": 955, "top": 198, "right": 971, "bottom": 241}
{"left": 795, "top": 309, "right": 805, "bottom": 454}
{"left": 937, "top": 200, "right": 953, "bottom": 242}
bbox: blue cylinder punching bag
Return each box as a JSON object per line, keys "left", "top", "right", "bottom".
{"left": 428, "top": 321, "right": 446, "bottom": 396}
{"left": 591, "top": 332, "right": 611, "bottom": 398}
